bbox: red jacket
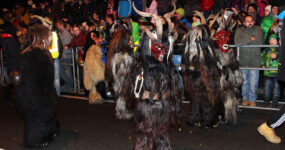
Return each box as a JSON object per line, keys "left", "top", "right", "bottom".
{"left": 67, "top": 31, "right": 86, "bottom": 48}
{"left": 200, "top": 0, "right": 214, "bottom": 12}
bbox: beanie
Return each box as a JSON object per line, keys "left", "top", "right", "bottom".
{"left": 176, "top": 8, "right": 185, "bottom": 17}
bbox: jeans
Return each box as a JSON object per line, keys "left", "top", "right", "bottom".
{"left": 264, "top": 77, "right": 280, "bottom": 99}
{"left": 60, "top": 49, "right": 74, "bottom": 90}
{"left": 241, "top": 70, "right": 259, "bottom": 102}
{"left": 54, "top": 58, "right": 60, "bottom": 96}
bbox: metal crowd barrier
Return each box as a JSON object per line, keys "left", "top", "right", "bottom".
{"left": 230, "top": 44, "right": 279, "bottom": 71}
{"left": 75, "top": 47, "right": 83, "bottom": 94}
{"left": 60, "top": 48, "right": 77, "bottom": 93}
{"left": 230, "top": 44, "right": 282, "bottom": 110}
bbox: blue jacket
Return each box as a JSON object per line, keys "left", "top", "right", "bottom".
{"left": 277, "top": 10, "right": 285, "bottom": 20}
{"left": 180, "top": 18, "right": 191, "bottom": 28}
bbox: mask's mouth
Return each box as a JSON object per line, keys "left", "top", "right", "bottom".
{"left": 222, "top": 44, "right": 229, "bottom": 50}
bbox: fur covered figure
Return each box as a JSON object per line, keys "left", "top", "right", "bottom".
{"left": 84, "top": 31, "right": 106, "bottom": 104}
{"left": 105, "top": 19, "right": 135, "bottom": 119}
{"left": 13, "top": 24, "right": 59, "bottom": 148}
{"left": 181, "top": 23, "right": 222, "bottom": 128}
{"left": 210, "top": 10, "right": 243, "bottom": 124}
{"left": 124, "top": 1, "right": 181, "bottom": 149}
{"left": 124, "top": 56, "right": 178, "bottom": 150}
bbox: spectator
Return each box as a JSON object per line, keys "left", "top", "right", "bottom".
{"left": 247, "top": 3, "right": 262, "bottom": 25}
{"left": 118, "top": 0, "right": 132, "bottom": 17}
{"left": 200, "top": 0, "right": 214, "bottom": 18}
{"left": 257, "top": 0, "right": 268, "bottom": 17}
{"left": 234, "top": 15, "right": 264, "bottom": 107}
{"left": 173, "top": 8, "right": 191, "bottom": 28}
{"left": 105, "top": 14, "right": 116, "bottom": 41}
{"left": 82, "top": 21, "right": 96, "bottom": 33}
{"left": 271, "top": 5, "right": 279, "bottom": 19}
{"left": 261, "top": 33, "right": 280, "bottom": 107}
{"left": 56, "top": 20, "right": 74, "bottom": 91}
{"left": 145, "top": 0, "right": 158, "bottom": 23}
{"left": 192, "top": 15, "right": 201, "bottom": 28}
{"left": 1, "top": 22, "right": 21, "bottom": 104}
{"left": 261, "top": 14, "right": 274, "bottom": 41}
{"left": 64, "top": 24, "right": 86, "bottom": 49}
{"left": 264, "top": 5, "right": 271, "bottom": 17}
{"left": 107, "top": 0, "right": 118, "bottom": 21}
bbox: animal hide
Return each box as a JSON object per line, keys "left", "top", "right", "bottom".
{"left": 84, "top": 44, "right": 105, "bottom": 104}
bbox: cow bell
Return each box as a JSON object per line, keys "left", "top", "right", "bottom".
{"left": 9, "top": 70, "right": 21, "bottom": 86}
{"left": 76, "top": 57, "right": 84, "bottom": 67}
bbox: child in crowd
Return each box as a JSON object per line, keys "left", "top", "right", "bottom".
{"left": 192, "top": 15, "right": 201, "bottom": 28}
{"left": 261, "top": 33, "right": 280, "bottom": 108}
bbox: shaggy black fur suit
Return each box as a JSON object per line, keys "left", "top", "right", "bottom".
{"left": 14, "top": 48, "right": 58, "bottom": 148}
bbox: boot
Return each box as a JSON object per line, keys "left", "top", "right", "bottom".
{"left": 257, "top": 122, "right": 281, "bottom": 144}
{"left": 263, "top": 97, "right": 270, "bottom": 107}
{"left": 272, "top": 97, "right": 279, "bottom": 108}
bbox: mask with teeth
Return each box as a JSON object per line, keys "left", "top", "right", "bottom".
{"left": 215, "top": 30, "right": 231, "bottom": 53}
{"left": 151, "top": 42, "right": 168, "bottom": 62}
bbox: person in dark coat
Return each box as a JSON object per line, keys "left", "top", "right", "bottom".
{"left": 13, "top": 24, "right": 59, "bottom": 148}
{"left": 1, "top": 23, "right": 21, "bottom": 104}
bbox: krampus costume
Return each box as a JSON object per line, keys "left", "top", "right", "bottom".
{"left": 181, "top": 11, "right": 242, "bottom": 128}
{"left": 122, "top": 2, "right": 181, "bottom": 149}
{"left": 210, "top": 11, "right": 243, "bottom": 124}
{"left": 105, "top": 19, "right": 135, "bottom": 119}
{"left": 83, "top": 31, "right": 106, "bottom": 104}
{"left": 13, "top": 24, "right": 59, "bottom": 148}
{"left": 181, "top": 23, "right": 222, "bottom": 128}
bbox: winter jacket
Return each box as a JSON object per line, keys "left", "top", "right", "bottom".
{"left": 66, "top": 31, "right": 86, "bottom": 48}
{"left": 118, "top": 0, "right": 132, "bottom": 17}
{"left": 261, "top": 47, "right": 279, "bottom": 77}
{"left": 234, "top": 25, "right": 264, "bottom": 68}
{"left": 2, "top": 34, "right": 21, "bottom": 73}
{"left": 200, "top": 0, "right": 214, "bottom": 12}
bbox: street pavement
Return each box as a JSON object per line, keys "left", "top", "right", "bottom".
{"left": 0, "top": 94, "right": 285, "bottom": 150}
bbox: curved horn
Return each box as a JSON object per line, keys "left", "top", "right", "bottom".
{"left": 163, "top": 1, "right": 176, "bottom": 33}
{"left": 144, "top": 28, "right": 157, "bottom": 41}
{"left": 133, "top": 1, "right": 162, "bottom": 40}
{"left": 31, "top": 15, "right": 52, "bottom": 27}
{"left": 209, "top": 12, "right": 220, "bottom": 29}
{"left": 193, "top": 11, "right": 206, "bottom": 25}
{"left": 132, "top": 2, "right": 152, "bottom": 17}
{"left": 225, "top": 13, "right": 236, "bottom": 30}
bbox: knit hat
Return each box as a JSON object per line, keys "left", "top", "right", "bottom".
{"left": 176, "top": 8, "right": 185, "bottom": 17}
{"left": 270, "top": 33, "right": 277, "bottom": 40}
{"left": 265, "top": 5, "right": 271, "bottom": 12}
{"left": 192, "top": 22, "right": 201, "bottom": 27}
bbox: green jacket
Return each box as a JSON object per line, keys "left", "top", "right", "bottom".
{"left": 261, "top": 47, "right": 279, "bottom": 77}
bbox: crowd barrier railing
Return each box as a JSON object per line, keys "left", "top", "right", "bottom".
{"left": 75, "top": 47, "right": 83, "bottom": 94}
{"left": 229, "top": 44, "right": 279, "bottom": 71}
{"left": 60, "top": 47, "right": 83, "bottom": 94}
